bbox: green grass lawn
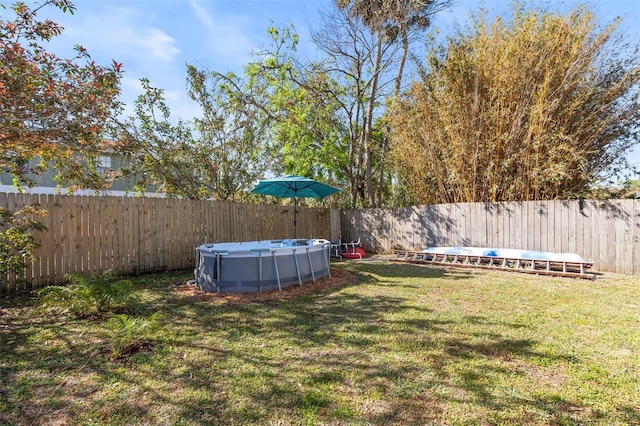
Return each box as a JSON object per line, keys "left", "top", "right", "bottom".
{"left": 1, "top": 261, "right": 639, "bottom": 425}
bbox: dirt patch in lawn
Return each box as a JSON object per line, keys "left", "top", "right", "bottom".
{"left": 172, "top": 267, "right": 357, "bottom": 304}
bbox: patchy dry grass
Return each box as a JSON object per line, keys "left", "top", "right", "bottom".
{"left": 1, "top": 261, "right": 639, "bottom": 425}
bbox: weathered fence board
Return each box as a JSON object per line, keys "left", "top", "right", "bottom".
{"left": 342, "top": 199, "right": 639, "bottom": 276}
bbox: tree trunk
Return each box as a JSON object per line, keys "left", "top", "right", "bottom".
{"left": 378, "top": 30, "right": 409, "bottom": 207}
{"left": 364, "top": 38, "right": 383, "bottom": 207}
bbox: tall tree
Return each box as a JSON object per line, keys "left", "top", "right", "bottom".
{"left": 112, "top": 79, "right": 207, "bottom": 199}
{"left": 311, "top": 6, "right": 401, "bottom": 207}
{"left": 1, "top": 0, "right": 123, "bottom": 190}
{"left": 389, "top": 5, "right": 640, "bottom": 204}
{"left": 335, "top": 0, "right": 452, "bottom": 206}
{"left": 272, "top": 67, "right": 349, "bottom": 190}
{"left": 186, "top": 65, "right": 275, "bottom": 201}
{"left": 179, "top": 25, "right": 349, "bottom": 206}
{"left": 114, "top": 71, "right": 275, "bottom": 201}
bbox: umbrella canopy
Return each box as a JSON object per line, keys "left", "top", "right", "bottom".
{"left": 250, "top": 175, "right": 340, "bottom": 238}
{"left": 251, "top": 175, "right": 340, "bottom": 199}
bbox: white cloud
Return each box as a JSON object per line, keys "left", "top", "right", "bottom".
{"left": 137, "top": 28, "right": 181, "bottom": 61}
{"left": 44, "top": 2, "right": 188, "bottom": 117}
{"left": 187, "top": 0, "right": 256, "bottom": 66}
{"left": 57, "top": 4, "right": 180, "bottom": 63}
{"left": 190, "top": 0, "right": 216, "bottom": 30}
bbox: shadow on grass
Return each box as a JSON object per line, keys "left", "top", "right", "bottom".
{"left": 1, "top": 266, "right": 638, "bottom": 425}
{"left": 332, "top": 261, "right": 474, "bottom": 294}
{"left": 341, "top": 261, "right": 475, "bottom": 280}
{"left": 158, "top": 292, "right": 595, "bottom": 424}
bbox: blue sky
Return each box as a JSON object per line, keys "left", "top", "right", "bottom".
{"left": 39, "top": 0, "right": 640, "bottom": 169}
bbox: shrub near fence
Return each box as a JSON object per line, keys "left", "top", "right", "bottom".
{"left": 1, "top": 193, "right": 339, "bottom": 292}
{"left": 341, "top": 199, "right": 640, "bottom": 276}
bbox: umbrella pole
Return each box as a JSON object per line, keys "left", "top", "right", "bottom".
{"left": 293, "top": 197, "right": 298, "bottom": 239}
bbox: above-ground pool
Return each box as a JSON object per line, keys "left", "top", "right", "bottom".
{"left": 194, "top": 239, "right": 332, "bottom": 293}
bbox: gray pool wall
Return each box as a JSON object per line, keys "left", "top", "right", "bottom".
{"left": 194, "top": 239, "right": 331, "bottom": 293}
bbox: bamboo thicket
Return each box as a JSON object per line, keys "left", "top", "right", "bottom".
{"left": 389, "top": 7, "right": 640, "bottom": 204}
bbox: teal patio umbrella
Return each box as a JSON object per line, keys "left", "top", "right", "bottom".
{"left": 250, "top": 175, "right": 340, "bottom": 238}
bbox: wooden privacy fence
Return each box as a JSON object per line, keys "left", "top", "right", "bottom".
{"left": 1, "top": 193, "right": 339, "bottom": 291}
{"left": 342, "top": 199, "right": 640, "bottom": 276}
{"left": 4, "top": 195, "right": 638, "bottom": 291}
